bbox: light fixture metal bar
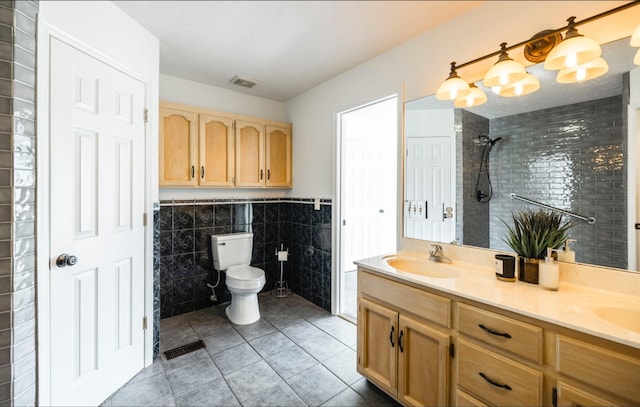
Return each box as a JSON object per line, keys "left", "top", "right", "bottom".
{"left": 509, "top": 193, "right": 596, "bottom": 224}
{"left": 456, "top": 1, "right": 640, "bottom": 71}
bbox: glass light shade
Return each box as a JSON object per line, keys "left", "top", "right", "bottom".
{"left": 483, "top": 59, "right": 527, "bottom": 88}
{"left": 498, "top": 73, "right": 540, "bottom": 97}
{"left": 436, "top": 76, "right": 470, "bottom": 100}
{"left": 454, "top": 84, "right": 487, "bottom": 107}
{"left": 634, "top": 48, "right": 640, "bottom": 65}
{"left": 544, "top": 34, "right": 601, "bottom": 70}
{"left": 556, "top": 57, "right": 608, "bottom": 83}
{"left": 631, "top": 25, "right": 640, "bottom": 47}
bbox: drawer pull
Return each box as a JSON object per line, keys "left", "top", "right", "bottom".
{"left": 389, "top": 326, "right": 395, "bottom": 347}
{"left": 399, "top": 329, "right": 404, "bottom": 352}
{"left": 479, "top": 324, "right": 512, "bottom": 339}
{"left": 479, "top": 372, "right": 512, "bottom": 391}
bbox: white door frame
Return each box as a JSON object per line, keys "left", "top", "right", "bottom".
{"left": 628, "top": 68, "right": 640, "bottom": 271}
{"left": 36, "top": 24, "right": 154, "bottom": 405}
{"left": 332, "top": 87, "right": 404, "bottom": 316}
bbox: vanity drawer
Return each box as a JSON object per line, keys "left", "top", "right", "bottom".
{"left": 458, "top": 303, "right": 542, "bottom": 363}
{"left": 458, "top": 339, "right": 543, "bottom": 407}
{"left": 358, "top": 269, "right": 451, "bottom": 328}
{"left": 556, "top": 335, "right": 640, "bottom": 403}
{"left": 456, "top": 389, "right": 488, "bottom": 407}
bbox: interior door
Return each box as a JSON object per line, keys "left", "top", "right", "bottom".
{"left": 404, "top": 137, "right": 455, "bottom": 242}
{"left": 48, "top": 38, "right": 146, "bottom": 406}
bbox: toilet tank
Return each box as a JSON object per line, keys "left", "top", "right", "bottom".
{"left": 211, "top": 232, "right": 253, "bottom": 270}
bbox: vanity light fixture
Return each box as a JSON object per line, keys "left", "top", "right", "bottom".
{"left": 482, "top": 43, "right": 527, "bottom": 88}
{"left": 454, "top": 83, "right": 487, "bottom": 107}
{"left": 434, "top": 2, "right": 640, "bottom": 106}
{"left": 498, "top": 72, "right": 540, "bottom": 97}
{"left": 436, "top": 62, "right": 470, "bottom": 100}
{"left": 556, "top": 57, "right": 609, "bottom": 83}
{"left": 544, "top": 17, "right": 601, "bottom": 71}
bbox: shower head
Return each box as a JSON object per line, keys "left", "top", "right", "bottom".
{"left": 478, "top": 134, "right": 502, "bottom": 146}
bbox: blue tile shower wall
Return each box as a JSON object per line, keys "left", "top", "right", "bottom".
{"left": 487, "top": 95, "right": 626, "bottom": 269}
{"left": 159, "top": 199, "right": 332, "bottom": 319}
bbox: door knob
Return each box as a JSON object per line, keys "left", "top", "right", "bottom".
{"left": 56, "top": 254, "right": 78, "bottom": 268}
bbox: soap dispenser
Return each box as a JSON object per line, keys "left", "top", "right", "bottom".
{"left": 558, "top": 239, "right": 576, "bottom": 263}
{"left": 539, "top": 248, "right": 560, "bottom": 291}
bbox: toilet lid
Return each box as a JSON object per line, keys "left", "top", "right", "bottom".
{"left": 226, "top": 265, "right": 264, "bottom": 281}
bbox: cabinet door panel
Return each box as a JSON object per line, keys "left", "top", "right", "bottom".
{"left": 557, "top": 381, "right": 619, "bottom": 407}
{"left": 357, "top": 298, "right": 398, "bottom": 397}
{"left": 398, "top": 315, "right": 450, "bottom": 407}
{"left": 200, "top": 114, "right": 234, "bottom": 187}
{"left": 159, "top": 108, "right": 197, "bottom": 186}
{"left": 235, "top": 120, "right": 265, "bottom": 187}
{"left": 266, "top": 125, "right": 292, "bottom": 187}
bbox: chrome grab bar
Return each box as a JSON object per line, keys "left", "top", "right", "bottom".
{"left": 509, "top": 193, "right": 596, "bottom": 224}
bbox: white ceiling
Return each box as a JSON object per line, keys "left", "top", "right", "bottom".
{"left": 113, "top": 1, "right": 482, "bottom": 102}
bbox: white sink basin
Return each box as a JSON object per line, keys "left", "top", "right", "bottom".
{"left": 594, "top": 307, "right": 640, "bottom": 333}
{"left": 383, "top": 255, "right": 461, "bottom": 279}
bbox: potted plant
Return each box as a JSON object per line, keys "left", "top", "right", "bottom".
{"left": 501, "top": 209, "right": 577, "bottom": 284}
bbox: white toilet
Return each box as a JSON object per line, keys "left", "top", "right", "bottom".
{"left": 211, "top": 232, "right": 266, "bottom": 325}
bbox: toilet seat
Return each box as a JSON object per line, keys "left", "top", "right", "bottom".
{"left": 226, "top": 265, "right": 266, "bottom": 290}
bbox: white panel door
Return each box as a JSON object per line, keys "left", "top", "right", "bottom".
{"left": 404, "top": 137, "right": 455, "bottom": 242}
{"left": 341, "top": 100, "right": 397, "bottom": 272}
{"left": 49, "top": 38, "right": 146, "bottom": 406}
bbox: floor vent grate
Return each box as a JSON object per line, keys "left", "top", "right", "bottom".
{"left": 163, "top": 339, "right": 206, "bottom": 360}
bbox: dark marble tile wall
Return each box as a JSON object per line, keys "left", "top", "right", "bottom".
{"left": 455, "top": 109, "right": 490, "bottom": 247}
{"left": 153, "top": 207, "right": 160, "bottom": 360}
{"left": 158, "top": 199, "right": 332, "bottom": 319}
{"left": 488, "top": 95, "right": 627, "bottom": 269}
{"left": 279, "top": 201, "right": 332, "bottom": 311}
{"left": 0, "top": 2, "right": 38, "bottom": 405}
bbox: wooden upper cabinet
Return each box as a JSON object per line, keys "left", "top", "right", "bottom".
{"left": 266, "top": 125, "right": 292, "bottom": 187}
{"left": 159, "top": 101, "right": 292, "bottom": 188}
{"left": 159, "top": 107, "right": 198, "bottom": 186}
{"left": 235, "top": 120, "right": 265, "bottom": 187}
{"left": 200, "top": 114, "right": 234, "bottom": 187}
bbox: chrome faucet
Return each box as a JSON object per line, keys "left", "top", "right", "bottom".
{"left": 429, "top": 244, "right": 452, "bottom": 263}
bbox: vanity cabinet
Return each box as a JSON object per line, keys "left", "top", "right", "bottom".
{"left": 358, "top": 271, "right": 451, "bottom": 406}
{"left": 159, "top": 101, "right": 292, "bottom": 188}
{"left": 357, "top": 264, "right": 640, "bottom": 407}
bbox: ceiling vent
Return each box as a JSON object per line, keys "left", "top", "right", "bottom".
{"left": 229, "top": 75, "right": 258, "bottom": 88}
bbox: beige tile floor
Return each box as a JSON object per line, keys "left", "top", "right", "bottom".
{"left": 102, "top": 292, "right": 399, "bottom": 407}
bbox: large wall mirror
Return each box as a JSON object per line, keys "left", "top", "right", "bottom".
{"left": 404, "top": 36, "right": 638, "bottom": 272}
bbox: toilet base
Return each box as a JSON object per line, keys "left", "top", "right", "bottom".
{"left": 225, "top": 293, "right": 261, "bottom": 325}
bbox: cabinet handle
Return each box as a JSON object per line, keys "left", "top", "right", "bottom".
{"left": 389, "top": 326, "right": 395, "bottom": 347}
{"left": 478, "top": 324, "right": 512, "bottom": 339}
{"left": 201, "top": 166, "right": 205, "bottom": 179}
{"left": 398, "top": 329, "right": 404, "bottom": 352}
{"left": 267, "top": 169, "right": 271, "bottom": 180}
{"left": 260, "top": 169, "right": 264, "bottom": 180}
{"left": 191, "top": 165, "right": 195, "bottom": 179}
{"left": 478, "top": 372, "right": 512, "bottom": 391}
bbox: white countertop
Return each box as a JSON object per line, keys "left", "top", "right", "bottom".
{"left": 355, "top": 252, "right": 640, "bottom": 350}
